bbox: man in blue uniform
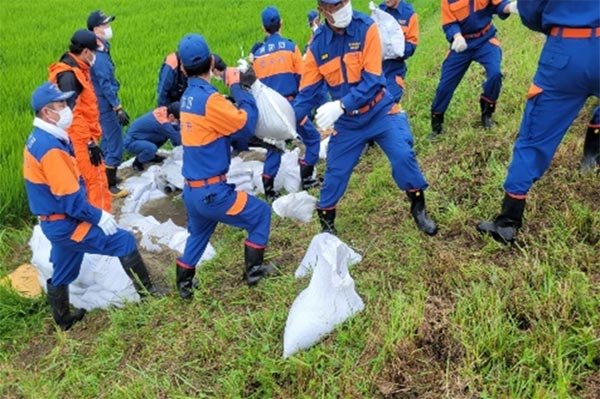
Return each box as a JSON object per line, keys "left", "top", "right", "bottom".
{"left": 88, "top": 10, "right": 129, "bottom": 196}
{"left": 478, "top": 1, "right": 600, "bottom": 243}
{"left": 294, "top": 0, "right": 437, "bottom": 236}
{"left": 379, "top": 0, "right": 420, "bottom": 102}
{"left": 430, "top": 0, "right": 517, "bottom": 138}
{"left": 124, "top": 102, "right": 181, "bottom": 171}
{"left": 252, "top": 6, "right": 321, "bottom": 200}
{"left": 24, "top": 83, "right": 160, "bottom": 330}
{"left": 175, "top": 34, "right": 275, "bottom": 299}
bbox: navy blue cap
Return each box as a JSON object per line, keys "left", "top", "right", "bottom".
{"left": 307, "top": 10, "right": 319, "bottom": 25}
{"left": 31, "top": 82, "right": 74, "bottom": 112}
{"left": 71, "top": 29, "right": 99, "bottom": 51}
{"left": 178, "top": 34, "right": 211, "bottom": 68}
{"left": 87, "top": 10, "right": 115, "bottom": 30}
{"left": 261, "top": 6, "right": 281, "bottom": 27}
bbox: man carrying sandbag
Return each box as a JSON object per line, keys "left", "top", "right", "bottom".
{"left": 251, "top": 6, "right": 322, "bottom": 201}
{"left": 24, "top": 83, "right": 161, "bottom": 330}
{"left": 293, "top": 0, "right": 437, "bottom": 236}
{"left": 174, "top": 34, "right": 276, "bottom": 299}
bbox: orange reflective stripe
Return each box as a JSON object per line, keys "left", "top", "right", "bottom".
{"left": 343, "top": 52, "right": 362, "bottom": 84}
{"left": 299, "top": 49, "right": 323, "bottom": 90}
{"left": 153, "top": 106, "right": 169, "bottom": 124}
{"left": 70, "top": 222, "right": 92, "bottom": 243}
{"left": 550, "top": 27, "right": 598, "bottom": 39}
{"left": 489, "top": 37, "right": 501, "bottom": 47}
{"left": 526, "top": 83, "right": 543, "bottom": 100}
{"left": 226, "top": 191, "right": 248, "bottom": 216}
{"left": 318, "top": 56, "right": 343, "bottom": 87}
{"left": 40, "top": 148, "right": 81, "bottom": 196}
{"left": 363, "top": 24, "right": 382, "bottom": 76}
{"left": 254, "top": 50, "right": 296, "bottom": 79}
{"left": 165, "top": 53, "right": 178, "bottom": 69}
{"left": 405, "top": 14, "right": 419, "bottom": 45}
{"left": 474, "top": 0, "right": 491, "bottom": 12}
{"left": 442, "top": 0, "right": 468, "bottom": 24}
{"left": 23, "top": 149, "right": 45, "bottom": 185}
{"left": 395, "top": 75, "right": 405, "bottom": 88}
{"left": 388, "top": 103, "right": 401, "bottom": 115}
{"left": 292, "top": 45, "right": 303, "bottom": 75}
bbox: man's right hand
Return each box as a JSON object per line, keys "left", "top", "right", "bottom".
{"left": 240, "top": 66, "right": 257, "bottom": 89}
{"left": 88, "top": 141, "right": 104, "bottom": 166}
{"left": 98, "top": 211, "right": 118, "bottom": 236}
{"left": 451, "top": 34, "right": 468, "bottom": 53}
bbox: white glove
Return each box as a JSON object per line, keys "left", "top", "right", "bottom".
{"left": 98, "top": 211, "right": 118, "bottom": 236}
{"left": 237, "top": 58, "right": 250, "bottom": 73}
{"left": 506, "top": 1, "right": 518, "bottom": 14}
{"left": 368, "top": 1, "right": 377, "bottom": 11}
{"left": 315, "top": 100, "right": 344, "bottom": 130}
{"left": 451, "top": 34, "right": 468, "bottom": 53}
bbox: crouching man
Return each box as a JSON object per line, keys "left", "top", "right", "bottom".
{"left": 24, "top": 83, "right": 160, "bottom": 331}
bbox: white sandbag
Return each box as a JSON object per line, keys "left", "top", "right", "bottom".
{"left": 283, "top": 236, "right": 364, "bottom": 358}
{"left": 251, "top": 80, "right": 297, "bottom": 142}
{"left": 272, "top": 192, "right": 316, "bottom": 223}
{"left": 319, "top": 136, "right": 330, "bottom": 160}
{"left": 295, "top": 233, "right": 362, "bottom": 279}
{"left": 370, "top": 2, "right": 405, "bottom": 60}
{"left": 156, "top": 160, "right": 184, "bottom": 193}
{"left": 274, "top": 149, "right": 301, "bottom": 193}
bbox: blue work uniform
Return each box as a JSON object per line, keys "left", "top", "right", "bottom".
{"left": 379, "top": 0, "right": 420, "bottom": 102}
{"left": 431, "top": 0, "right": 511, "bottom": 115}
{"left": 124, "top": 107, "right": 181, "bottom": 163}
{"left": 251, "top": 33, "right": 321, "bottom": 180}
{"left": 157, "top": 52, "right": 188, "bottom": 107}
{"left": 23, "top": 120, "right": 135, "bottom": 286}
{"left": 503, "top": 1, "right": 600, "bottom": 196}
{"left": 293, "top": 12, "right": 429, "bottom": 211}
{"left": 91, "top": 38, "right": 124, "bottom": 167}
{"left": 176, "top": 78, "right": 271, "bottom": 270}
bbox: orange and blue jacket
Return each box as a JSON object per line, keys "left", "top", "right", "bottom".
{"left": 379, "top": 0, "right": 419, "bottom": 59}
{"left": 441, "top": 0, "right": 510, "bottom": 44}
{"left": 252, "top": 33, "right": 303, "bottom": 99}
{"left": 157, "top": 52, "right": 188, "bottom": 107}
{"left": 518, "top": 1, "right": 600, "bottom": 34}
{"left": 180, "top": 78, "right": 258, "bottom": 181}
{"left": 126, "top": 107, "right": 181, "bottom": 147}
{"left": 294, "top": 12, "right": 396, "bottom": 134}
{"left": 23, "top": 124, "right": 102, "bottom": 224}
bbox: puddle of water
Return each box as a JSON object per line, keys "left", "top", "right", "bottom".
{"left": 139, "top": 195, "right": 188, "bottom": 227}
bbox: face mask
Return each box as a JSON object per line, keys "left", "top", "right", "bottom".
{"left": 311, "top": 22, "right": 319, "bottom": 32}
{"left": 103, "top": 26, "right": 113, "bottom": 40}
{"left": 49, "top": 106, "right": 73, "bottom": 129}
{"left": 88, "top": 51, "right": 96, "bottom": 67}
{"left": 331, "top": 1, "right": 353, "bottom": 29}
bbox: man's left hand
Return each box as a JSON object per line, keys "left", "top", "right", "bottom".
{"left": 315, "top": 100, "right": 344, "bottom": 131}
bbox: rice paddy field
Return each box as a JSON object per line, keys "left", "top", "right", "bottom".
{"left": 0, "top": 1, "right": 598, "bottom": 398}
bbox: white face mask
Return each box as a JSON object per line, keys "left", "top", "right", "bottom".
{"left": 103, "top": 26, "right": 113, "bottom": 40}
{"left": 49, "top": 106, "right": 73, "bottom": 130}
{"left": 88, "top": 51, "right": 96, "bottom": 67}
{"left": 331, "top": 1, "right": 353, "bottom": 28}
{"left": 311, "top": 22, "right": 319, "bottom": 32}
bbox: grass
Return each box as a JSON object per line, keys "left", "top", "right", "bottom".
{"left": 1, "top": 0, "right": 599, "bottom": 398}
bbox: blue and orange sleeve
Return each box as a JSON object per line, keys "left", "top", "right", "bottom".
{"left": 157, "top": 54, "right": 178, "bottom": 106}
{"left": 492, "top": 0, "right": 511, "bottom": 19}
{"left": 208, "top": 88, "right": 257, "bottom": 140}
{"left": 441, "top": 0, "right": 462, "bottom": 42}
{"left": 404, "top": 13, "right": 419, "bottom": 58}
{"left": 294, "top": 47, "right": 325, "bottom": 122}
{"left": 162, "top": 122, "right": 181, "bottom": 146}
{"left": 517, "top": 0, "right": 547, "bottom": 33}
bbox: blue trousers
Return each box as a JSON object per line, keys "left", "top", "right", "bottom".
{"left": 383, "top": 61, "right": 407, "bottom": 103}
{"left": 318, "top": 112, "right": 428, "bottom": 209}
{"left": 99, "top": 109, "right": 124, "bottom": 167}
{"left": 124, "top": 136, "right": 166, "bottom": 163}
{"left": 263, "top": 119, "right": 321, "bottom": 178}
{"left": 177, "top": 182, "right": 271, "bottom": 269}
{"left": 41, "top": 219, "right": 136, "bottom": 286}
{"left": 504, "top": 34, "right": 600, "bottom": 195}
{"left": 431, "top": 39, "right": 503, "bottom": 114}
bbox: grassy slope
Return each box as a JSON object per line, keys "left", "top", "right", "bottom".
{"left": 1, "top": 1, "right": 598, "bottom": 398}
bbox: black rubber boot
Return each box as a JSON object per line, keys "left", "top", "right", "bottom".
{"left": 581, "top": 125, "right": 600, "bottom": 172}
{"left": 300, "top": 163, "right": 319, "bottom": 190}
{"left": 244, "top": 245, "right": 276, "bottom": 286}
{"left": 480, "top": 98, "right": 496, "bottom": 129}
{"left": 429, "top": 112, "right": 444, "bottom": 140}
{"left": 119, "top": 249, "right": 162, "bottom": 297}
{"left": 477, "top": 193, "right": 526, "bottom": 244}
{"left": 150, "top": 154, "right": 166, "bottom": 164}
{"left": 106, "top": 167, "right": 128, "bottom": 197}
{"left": 406, "top": 190, "right": 438, "bottom": 236}
{"left": 132, "top": 158, "right": 144, "bottom": 172}
{"left": 46, "top": 280, "right": 86, "bottom": 331}
{"left": 176, "top": 264, "right": 196, "bottom": 300}
{"left": 262, "top": 175, "right": 278, "bottom": 202}
{"left": 317, "top": 208, "right": 337, "bottom": 235}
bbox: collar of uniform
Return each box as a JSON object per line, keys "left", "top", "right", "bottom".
{"left": 188, "top": 77, "right": 212, "bottom": 87}
{"left": 267, "top": 32, "right": 282, "bottom": 41}
{"left": 33, "top": 117, "right": 70, "bottom": 143}
{"left": 96, "top": 37, "right": 109, "bottom": 52}
{"left": 322, "top": 12, "right": 358, "bottom": 43}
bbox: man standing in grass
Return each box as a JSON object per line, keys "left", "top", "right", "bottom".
{"left": 478, "top": 1, "right": 599, "bottom": 243}
{"left": 251, "top": 6, "right": 321, "bottom": 200}
{"left": 174, "top": 34, "right": 275, "bottom": 299}
{"left": 23, "top": 83, "right": 160, "bottom": 330}
{"left": 88, "top": 10, "right": 129, "bottom": 197}
{"left": 293, "top": 0, "right": 437, "bottom": 236}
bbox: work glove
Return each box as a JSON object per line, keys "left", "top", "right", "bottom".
{"left": 240, "top": 66, "right": 257, "bottom": 89}
{"left": 315, "top": 100, "right": 344, "bottom": 131}
{"left": 451, "top": 34, "right": 468, "bottom": 53}
{"left": 87, "top": 141, "right": 104, "bottom": 166}
{"left": 98, "top": 211, "right": 118, "bottom": 236}
{"left": 247, "top": 135, "right": 285, "bottom": 154}
{"left": 506, "top": 1, "right": 518, "bottom": 14}
{"left": 115, "top": 107, "right": 130, "bottom": 126}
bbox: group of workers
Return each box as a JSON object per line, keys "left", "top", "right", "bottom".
{"left": 23, "top": 0, "right": 599, "bottom": 330}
